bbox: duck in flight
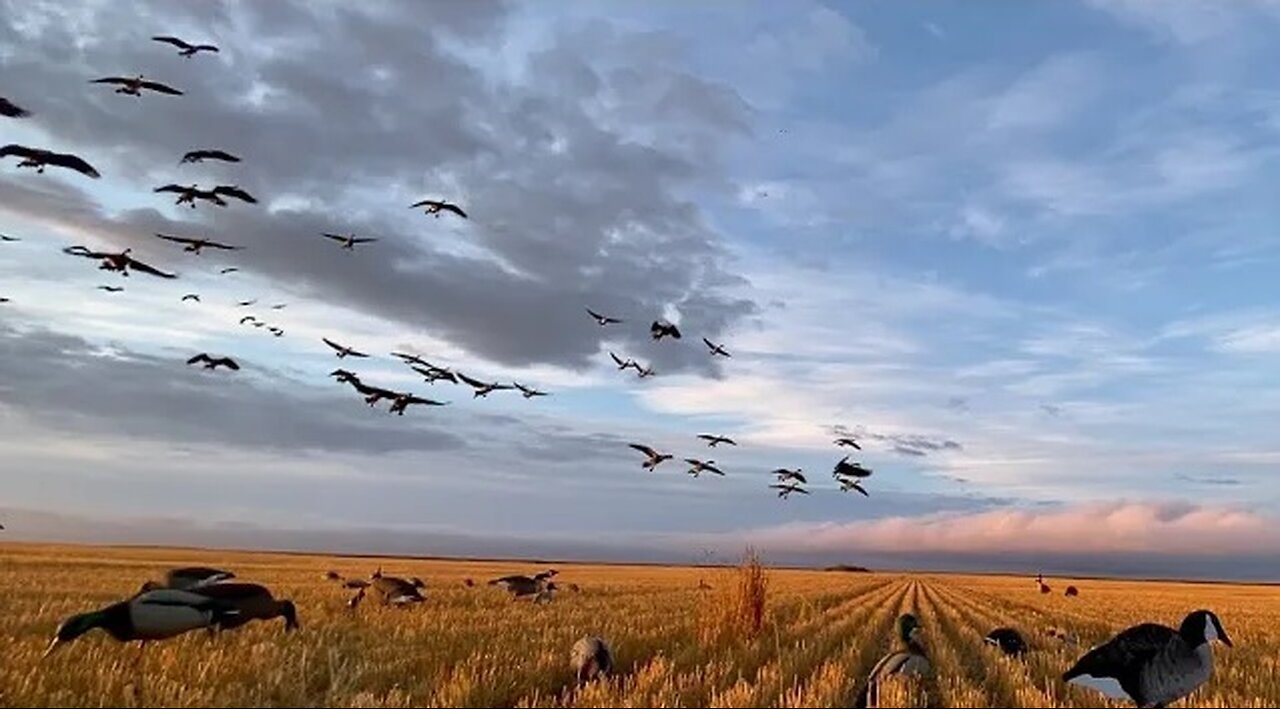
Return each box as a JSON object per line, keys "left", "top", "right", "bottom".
{"left": 513, "top": 383, "right": 549, "bottom": 399}
{"left": 457, "top": 373, "right": 514, "bottom": 398}
{"left": 91, "top": 75, "right": 183, "bottom": 97}
{"left": 628, "top": 444, "right": 672, "bottom": 471}
{"left": 770, "top": 482, "right": 809, "bottom": 499}
{"left": 63, "top": 246, "right": 176, "bottom": 278}
{"left": 97, "top": 285, "right": 124, "bottom": 293}
{"left": 388, "top": 393, "right": 448, "bottom": 415}
{"left": 155, "top": 233, "right": 241, "bottom": 254}
{"left": 650, "top": 320, "right": 682, "bottom": 341}
{"left": 410, "top": 198, "right": 467, "bottom": 219}
{"left": 323, "top": 338, "right": 369, "bottom": 359}
{"left": 323, "top": 232, "right": 378, "bottom": 250}
{"left": 684, "top": 459, "right": 725, "bottom": 477}
{"left": 0, "top": 97, "right": 30, "bottom": 118}
{"left": 2, "top": 145, "right": 100, "bottom": 178}
{"left": 697, "top": 434, "right": 737, "bottom": 447}
{"left": 186, "top": 353, "right": 239, "bottom": 371}
{"left": 180, "top": 149, "right": 239, "bottom": 164}
{"left": 152, "top": 36, "right": 219, "bottom": 57}
{"left": 587, "top": 308, "right": 622, "bottom": 326}
{"left": 834, "top": 437, "right": 862, "bottom": 450}
{"left": 703, "top": 338, "right": 731, "bottom": 357}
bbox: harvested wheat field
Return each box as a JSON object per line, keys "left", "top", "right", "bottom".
{"left": 0, "top": 544, "right": 1276, "bottom": 708}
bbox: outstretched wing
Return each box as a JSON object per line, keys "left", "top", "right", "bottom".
{"left": 45, "top": 152, "right": 100, "bottom": 178}
{"left": 62, "top": 245, "right": 110, "bottom": 259}
{"left": 442, "top": 203, "right": 468, "bottom": 218}
{"left": 186, "top": 353, "right": 210, "bottom": 365}
{"left": 322, "top": 233, "right": 347, "bottom": 243}
{"left": 213, "top": 185, "right": 256, "bottom": 203}
{"left": 126, "top": 257, "right": 178, "bottom": 279}
{"left": 456, "top": 372, "right": 488, "bottom": 389}
{"left": 193, "top": 44, "right": 220, "bottom": 53}
{"left": 629, "top": 443, "right": 658, "bottom": 457}
{"left": 322, "top": 337, "right": 344, "bottom": 352}
{"left": 155, "top": 184, "right": 190, "bottom": 194}
{"left": 405, "top": 395, "right": 446, "bottom": 406}
{"left": 155, "top": 233, "right": 195, "bottom": 245}
{"left": 0, "top": 97, "right": 30, "bottom": 118}
{"left": 219, "top": 358, "right": 241, "bottom": 370}
{"left": 140, "top": 80, "right": 184, "bottom": 96}
{"left": 410, "top": 199, "right": 439, "bottom": 209}
{"left": 91, "top": 77, "right": 134, "bottom": 86}
{"left": 0, "top": 144, "right": 40, "bottom": 160}
{"left": 350, "top": 237, "right": 378, "bottom": 244}
{"left": 152, "top": 35, "right": 194, "bottom": 50}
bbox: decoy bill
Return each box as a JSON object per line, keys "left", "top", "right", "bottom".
{"left": 155, "top": 233, "right": 241, "bottom": 254}
{"left": 650, "top": 320, "right": 682, "bottom": 341}
{"left": 186, "top": 353, "right": 240, "bottom": 371}
{"left": 703, "top": 337, "right": 731, "bottom": 357}
{"left": 180, "top": 149, "right": 240, "bottom": 164}
{"left": 410, "top": 198, "right": 468, "bottom": 219}
{"left": 2, "top": 144, "right": 100, "bottom": 178}
{"left": 684, "top": 458, "right": 725, "bottom": 477}
{"left": 1, "top": 96, "right": 30, "bottom": 118}
{"left": 152, "top": 36, "right": 219, "bottom": 57}
{"left": 587, "top": 308, "right": 622, "bottom": 326}
{"left": 834, "top": 437, "right": 862, "bottom": 450}
{"left": 62, "top": 246, "right": 176, "bottom": 278}
{"left": 91, "top": 75, "right": 183, "bottom": 96}
{"left": 513, "top": 383, "right": 549, "bottom": 399}
{"left": 628, "top": 443, "right": 673, "bottom": 471}
{"left": 457, "top": 372, "right": 514, "bottom": 398}
{"left": 323, "top": 338, "right": 369, "bottom": 359}
{"left": 323, "top": 232, "right": 378, "bottom": 250}
{"left": 697, "top": 434, "right": 737, "bottom": 447}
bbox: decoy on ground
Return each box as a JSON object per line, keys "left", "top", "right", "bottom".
{"left": 587, "top": 308, "right": 622, "bottom": 326}
{"left": 152, "top": 36, "right": 219, "bottom": 57}
{"left": 628, "top": 443, "right": 673, "bottom": 471}
{"left": 188, "top": 583, "right": 298, "bottom": 632}
{"left": 186, "top": 353, "right": 240, "bottom": 371}
{"left": 571, "top": 636, "right": 614, "bottom": 684}
{"left": 770, "top": 482, "right": 810, "bottom": 499}
{"left": 457, "top": 373, "right": 514, "bottom": 398}
{"left": 855, "top": 614, "right": 931, "bottom": 708}
{"left": 155, "top": 233, "right": 241, "bottom": 254}
{"left": 62, "top": 246, "right": 176, "bottom": 278}
{"left": 703, "top": 337, "right": 731, "bottom": 357}
{"left": 985, "top": 627, "right": 1028, "bottom": 657}
{"left": 513, "top": 383, "right": 549, "bottom": 399}
{"left": 2, "top": 144, "right": 100, "bottom": 178}
{"left": 684, "top": 458, "right": 725, "bottom": 477}
{"left": 1066, "top": 585, "right": 1080, "bottom": 597}
{"left": 0, "top": 97, "right": 30, "bottom": 118}
{"left": 323, "top": 232, "right": 378, "bottom": 250}
{"left": 489, "top": 574, "right": 554, "bottom": 600}
{"left": 180, "top": 149, "right": 239, "bottom": 164}
{"left": 650, "top": 320, "right": 682, "bottom": 341}
{"left": 350, "top": 569, "right": 426, "bottom": 607}
{"left": 410, "top": 198, "right": 468, "bottom": 219}
{"left": 323, "top": 337, "right": 369, "bottom": 359}
{"left": 91, "top": 75, "right": 183, "bottom": 97}
{"left": 44, "top": 588, "right": 238, "bottom": 658}
{"left": 697, "top": 434, "right": 737, "bottom": 447}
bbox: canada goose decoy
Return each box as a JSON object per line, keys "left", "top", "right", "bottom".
{"left": 145, "top": 566, "right": 236, "bottom": 591}
{"left": 152, "top": 36, "right": 219, "bottom": 57}
{"left": 1063, "top": 610, "right": 1232, "bottom": 708}
{"left": 697, "top": 434, "right": 737, "bottom": 447}
{"left": 834, "top": 457, "right": 873, "bottom": 479}
{"left": 219, "top": 267, "right": 239, "bottom": 275}
{"left": 323, "top": 232, "right": 378, "bottom": 250}
{"left": 533, "top": 569, "right": 558, "bottom": 582}
{"left": 62, "top": 246, "right": 176, "bottom": 278}
{"left": 2, "top": 144, "right": 100, "bottom": 178}
{"left": 854, "top": 614, "right": 931, "bottom": 708}
{"left": 1066, "top": 585, "right": 1080, "bottom": 597}
{"left": 650, "top": 320, "right": 682, "bottom": 341}
{"left": 684, "top": 458, "right": 725, "bottom": 477}
{"left": 628, "top": 443, "right": 672, "bottom": 471}
{"left": 155, "top": 183, "right": 225, "bottom": 208}
{"left": 350, "top": 573, "right": 426, "bottom": 607}
{"left": 188, "top": 583, "right": 298, "bottom": 632}
{"left": 773, "top": 468, "right": 807, "bottom": 485}
{"left": 703, "top": 337, "right": 731, "bottom": 357}
{"left": 97, "top": 285, "right": 124, "bottom": 293}
{"left": 1047, "top": 627, "right": 1079, "bottom": 646}
{"left": 186, "top": 353, "right": 240, "bottom": 371}
{"left": 410, "top": 198, "right": 468, "bottom": 219}
{"left": 1040, "top": 581, "right": 1052, "bottom": 594}
{"left": 342, "top": 578, "right": 371, "bottom": 590}
{"left": 180, "top": 149, "right": 239, "bottom": 164}
{"left": 324, "top": 571, "right": 342, "bottom": 581}
{"left": 571, "top": 636, "right": 613, "bottom": 684}
{"left": 457, "top": 372, "right": 514, "bottom": 398}
{"left": 568, "top": 583, "right": 581, "bottom": 593}
{"left": 322, "top": 337, "right": 369, "bottom": 359}
{"left": 155, "top": 233, "right": 241, "bottom": 254}
{"left": 212, "top": 185, "right": 256, "bottom": 204}
{"left": 610, "top": 351, "right": 639, "bottom": 371}
{"left": 985, "top": 627, "right": 1028, "bottom": 657}
{"left": 513, "top": 382, "right": 549, "bottom": 399}
{"left": 834, "top": 437, "right": 862, "bottom": 449}
{"left": 182, "top": 293, "right": 200, "bottom": 302}
{"left": 488, "top": 574, "right": 551, "bottom": 599}
{"left": 587, "top": 308, "right": 622, "bottom": 326}
{"left": 91, "top": 75, "right": 183, "bottom": 97}
{"left": 43, "top": 588, "right": 239, "bottom": 658}
{"left": 770, "top": 482, "right": 810, "bottom": 499}
{"left": 1, "top": 96, "right": 30, "bottom": 118}
{"left": 388, "top": 393, "right": 447, "bottom": 415}
{"left": 463, "top": 578, "right": 475, "bottom": 588}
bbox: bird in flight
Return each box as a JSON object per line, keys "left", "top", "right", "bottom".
{"left": 270, "top": 303, "right": 287, "bottom": 310}
{"left": 1, "top": 97, "right": 30, "bottom": 118}
{"left": 0, "top": 234, "right": 20, "bottom": 242}
{"left": 651, "top": 320, "right": 682, "bottom": 341}
{"left": 91, "top": 75, "right": 183, "bottom": 97}
{"left": 834, "top": 437, "right": 862, "bottom": 450}
{"left": 268, "top": 326, "right": 284, "bottom": 337}
{"left": 212, "top": 185, "right": 257, "bottom": 204}
{"left": 154, "top": 184, "right": 223, "bottom": 208}
{"left": 219, "top": 267, "right": 239, "bottom": 275}
{"left": 96, "top": 285, "right": 124, "bottom": 293}
{"left": 186, "top": 353, "right": 239, "bottom": 371}
{"left": 2, "top": 145, "right": 100, "bottom": 178}
{"left": 610, "top": 352, "right": 639, "bottom": 372}
{"left": 636, "top": 363, "right": 656, "bottom": 379}
{"left": 771, "top": 483, "right": 810, "bottom": 499}
{"left": 457, "top": 373, "right": 514, "bottom": 398}
{"left": 323, "top": 233, "right": 378, "bottom": 250}
{"left": 410, "top": 198, "right": 467, "bottom": 219}
{"left": 703, "top": 338, "right": 731, "bottom": 357}
{"left": 587, "top": 308, "right": 622, "bottom": 326}
{"left": 155, "top": 233, "right": 241, "bottom": 254}
{"left": 236, "top": 299, "right": 257, "bottom": 307}
{"left": 239, "top": 315, "right": 258, "bottom": 325}
{"left": 181, "top": 293, "right": 200, "bottom": 302}
{"left": 411, "top": 364, "right": 459, "bottom": 385}
{"left": 684, "top": 459, "right": 725, "bottom": 477}
{"left": 152, "top": 36, "right": 219, "bottom": 57}
{"left": 837, "top": 478, "right": 869, "bottom": 497}
{"left": 323, "top": 338, "right": 369, "bottom": 359}
{"left": 773, "top": 468, "right": 807, "bottom": 485}
{"left": 62, "top": 246, "right": 175, "bottom": 278}
{"left": 513, "top": 383, "right": 549, "bottom": 399}
{"left": 833, "top": 456, "right": 873, "bottom": 480}
{"left": 180, "top": 149, "right": 239, "bottom": 164}
{"left": 388, "top": 393, "right": 448, "bottom": 416}
{"left": 697, "top": 434, "right": 737, "bottom": 448}
{"left": 628, "top": 444, "right": 672, "bottom": 471}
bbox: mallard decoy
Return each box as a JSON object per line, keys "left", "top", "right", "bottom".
{"left": 152, "top": 36, "right": 219, "bottom": 57}
{"left": 43, "top": 589, "right": 238, "bottom": 658}
{"left": 855, "top": 614, "right": 930, "bottom": 708}
{"left": 2, "top": 144, "right": 100, "bottom": 178}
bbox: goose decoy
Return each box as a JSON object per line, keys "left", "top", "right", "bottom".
{"left": 650, "top": 320, "right": 682, "bottom": 341}
{"left": 155, "top": 183, "right": 225, "bottom": 208}
{"left": 1047, "top": 627, "right": 1079, "bottom": 646}
{"left": 488, "top": 574, "right": 552, "bottom": 599}
{"left": 703, "top": 337, "right": 731, "bottom": 357}
{"left": 770, "top": 482, "right": 810, "bottom": 499}
{"left": 186, "top": 353, "right": 239, "bottom": 371}
{"left": 324, "top": 571, "right": 342, "bottom": 581}
{"left": 457, "top": 372, "right": 514, "bottom": 398}
{"left": 773, "top": 468, "right": 807, "bottom": 485}
{"left": 212, "top": 185, "right": 256, "bottom": 204}
{"left": 628, "top": 443, "right": 672, "bottom": 471}
{"left": 587, "top": 308, "right": 622, "bottom": 326}
{"left": 410, "top": 198, "right": 467, "bottom": 219}
{"left": 91, "top": 75, "right": 183, "bottom": 97}
{"left": 155, "top": 233, "right": 241, "bottom": 254}
{"left": 62, "top": 246, "right": 176, "bottom": 278}
{"left": 684, "top": 458, "right": 725, "bottom": 477}
{"left": 854, "top": 614, "right": 931, "bottom": 708}
{"left": 570, "top": 636, "right": 613, "bottom": 684}
{"left": 43, "top": 588, "right": 238, "bottom": 658}
{"left": 322, "top": 337, "right": 369, "bottom": 359}
{"left": 834, "top": 456, "right": 873, "bottom": 479}
{"left": 1, "top": 96, "right": 30, "bottom": 118}
{"left": 219, "top": 267, "right": 239, "bottom": 275}
{"left": 1039, "top": 581, "right": 1052, "bottom": 594}
{"left": 350, "top": 571, "right": 426, "bottom": 607}
{"left": 533, "top": 569, "right": 558, "bottom": 582}
{"left": 143, "top": 566, "right": 236, "bottom": 591}
{"left": 180, "top": 149, "right": 239, "bottom": 164}
{"left": 697, "top": 434, "right": 737, "bottom": 447}
{"left": 834, "top": 437, "right": 862, "bottom": 450}
{"left": 188, "top": 583, "right": 298, "bottom": 632}
{"left": 463, "top": 578, "right": 475, "bottom": 588}
{"left": 513, "top": 382, "right": 549, "bottom": 399}
{"left": 1066, "top": 585, "right": 1080, "bottom": 597}
{"left": 610, "top": 351, "right": 639, "bottom": 371}
{"left": 2, "top": 144, "right": 100, "bottom": 178}
{"left": 342, "top": 578, "right": 371, "bottom": 590}
{"left": 985, "top": 627, "right": 1028, "bottom": 657}
{"left": 323, "top": 232, "right": 378, "bottom": 250}
{"left": 1063, "top": 610, "right": 1232, "bottom": 708}
{"left": 97, "top": 285, "right": 124, "bottom": 293}
{"left": 387, "top": 393, "right": 447, "bottom": 415}
{"left": 152, "top": 36, "right": 219, "bottom": 57}
{"left": 181, "top": 293, "right": 200, "bottom": 302}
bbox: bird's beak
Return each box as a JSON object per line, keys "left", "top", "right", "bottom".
{"left": 1220, "top": 630, "right": 1234, "bottom": 648}
{"left": 41, "top": 637, "right": 65, "bottom": 660}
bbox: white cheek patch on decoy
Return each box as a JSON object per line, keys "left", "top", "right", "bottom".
{"left": 1069, "top": 675, "right": 1132, "bottom": 701}
{"left": 1204, "top": 616, "right": 1219, "bottom": 643}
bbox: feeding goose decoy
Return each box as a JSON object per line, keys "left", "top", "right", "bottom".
{"left": 834, "top": 437, "right": 862, "bottom": 450}
{"left": 684, "top": 458, "right": 725, "bottom": 477}
{"left": 91, "top": 75, "right": 183, "bottom": 97}
{"left": 697, "top": 434, "right": 737, "bottom": 447}
{"left": 610, "top": 351, "right": 639, "bottom": 371}
{"left": 350, "top": 570, "right": 426, "bottom": 607}
{"left": 388, "top": 393, "right": 447, "bottom": 415}
{"left": 186, "top": 353, "right": 240, "bottom": 371}
{"left": 43, "top": 588, "right": 239, "bottom": 658}
{"left": 834, "top": 456, "right": 873, "bottom": 479}
{"left": 181, "top": 293, "right": 200, "bottom": 302}
{"left": 457, "top": 372, "right": 514, "bottom": 398}
{"left": 97, "top": 285, "right": 124, "bottom": 293}
{"left": 152, "top": 36, "right": 219, "bottom": 57}
{"left": 855, "top": 614, "right": 931, "bottom": 708}
{"left": 488, "top": 574, "right": 553, "bottom": 600}
{"left": 145, "top": 566, "right": 236, "bottom": 591}
{"left": 212, "top": 185, "right": 256, "bottom": 204}
{"left": 155, "top": 233, "right": 241, "bottom": 254}
{"left": 773, "top": 468, "right": 807, "bottom": 485}
{"left": 410, "top": 198, "right": 468, "bottom": 219}
{"left": 322, "top": 337, "right": 369, "bottom": 359}
{"left": 1, "top": 96, "right": 30, "bottom": 118}
{"left": 770, "top": 482, "right": 810, "bottom": 499}
{"left": 1063, "top": 610, "right": 1232, "bottom": 708}
{"left": 650, "top": 320, "right": 682, "bottom": 341}
{"left": 188, "top": 583, "right": 297, "bottom": 632}
{"left": 62, "top": 246, "right": 176, "bottom": 278}
{"left": 513, "top": 382, "right": 549, "bottom": 399}
{"left": 323, "top": 232, "right": 378, "bottom": 250}
{"left": 587, "top": 308, "right": 622, "bottom": 326}
{"left": 155, "top": 183, "right": 225, "bottom": 208}
{"left": 571, "top": 636, "right": 614, "bottom": 684}
{"left": 703, "top": 337, "right": 731, "bottom": 357}
{"left": 985, "top": 627, "right": 1028, "bottom": 657}
{"left": 628, "top": 443, "right": 672, "bottom": 471}
{"left": 180, "top": 149, "right": 239, "bottom": 164}
{"left": 1066, "top": 585, "right": 1080, "bottom": 597}
{"left": 2, "top": 144, "right": 100, "bottom": 178}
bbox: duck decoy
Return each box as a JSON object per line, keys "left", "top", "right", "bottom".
{"left": 697, "top": 434, "right": 737, "bottom": 447}
{"left": 571, "top": 636, "right": 613, "bottom": 684}
{"left": 62, "top": 246, "right": 176, "bottom": 278}
{"left": 180, "top": 149, "right": 239, "bottom": 164}
{"left": 1, "top": 97, "right": 30, "bottom": 118}
{"left": 703, "top": 337, "right": 731, "bottom": 357}
{"left": 985, "top": 627, "right": 1028, "bottom": 657}
{"left": 410, "top": 198, "right": 467, "bottom": 219}
{"left": 684, "top": 458, "right": 725, "bottom": 477}
{"left": 513, "top": 382, "right": 549, "bottom": 399}
{"left": 855, "top": 614, "right": 931, "bottom": 708}
{"left": 152, "top": 36, "right": 219, "bottom": 57}
{"left": 1066, "top": 585, "right": 1080, "bottom": 597}
{"left": 770, "top": 482, "right": 810, "bottom": 499}
{"left": 457, "top": 373, "right": 514, "bottom": 398}
{"left": 650, "top": 320, "right": 682, "bottom": 341}
{"left": 322, "top": 337, "right": 369, "bottom": 359}
{"left": 147, "top": 567, "right": 236, "bottom": 591}
{"left": 43, "top": 588, "right": 239, "bottom": 658}
{"left": 186, "top": 353, "right": 239, "bottom": 371}
{"left": 323, "top": 232, "right": 378, "bottom": 250}
{"left": 834, "top": 437, "right": 862, "bottom": 450}
{"left": 155, "top": 233, "right": 241, "bottom": 254}
{"left": 628, "top": 443, "right": 672, "bottom": 471}
{"left": 91, "top": 75, "right": 183, "bottom": 97}
{"left": 188, "top": 583, "right": 297, "bottom": 632}
{"left": 587, "top": 308, "right": 622, "bottom": 326}
{"left": 2, "top": 144, "right": 100, "bottom": 178}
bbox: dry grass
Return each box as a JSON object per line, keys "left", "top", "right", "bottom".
{"left": 0, "top": 543, "right": 1277, "bottom": 708}
{"left": 699, "top": 549, "right": 768, "bottom": 644}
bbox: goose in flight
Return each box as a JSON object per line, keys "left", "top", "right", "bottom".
{"left": 180, "top": 149, "right": 239, "bottom": 164}
{"left": 0, "top": 96, "right": 30, "bottom": 118}
{"left": 323, "top": 232, "right": 378, "bottom": 250}
{"left": 587, "top": 308, "right": 622, "bottom": 326}
{"left": 219, "top": 267, "right": 239, "bottom": 275}
{"left": 268, "top": 326, "right": 284, "bottom": 337}
{"left": 155, "top": 233, "right": 241, "bottom": 254}
{"left": 513, "top": 383, "right": 549, "bottom": 399}
{"left": 154, "top": 183, "right": 224, "bottom": 208}
{"left": 837, "top": 478, "right": 869, "bottom": 497}
{"left": 181, "top": 293, "right": 200, "bottom": 302}
{"left": 392, "top": 352, "right": 429, "bottom": 367}
{"left": 411, "top": 364, "right": 459, "bottom": 385}
{"left": 152, "top": 36, "right": 219, "bottom": 57}
{"left": 628, "top": 443, "right": 672, "bottom": 471}
{"left": 773, "top": 468, "right": 807, "bottom": 485}
{"left": 1, "top": 234, "right": 20, "bottom": 241}
{"left": 703, "top": 338, "right": 731, "bottom": 357}
{"left": 684, "top": 458, "right": 725, "bottom": 477}
{"left": 770, "top": 482, "right": 810, "bottom": 499}
{"left": 186, "top": 353, "right": 239, "bottom": 371}
{"left": 239, "top": 315, "right": 258, "bottom": 325}
{"left": 388, "top": 393, "right": 448, "bottom": 415}
{"left": 636, "top": 363, "right": 656, "bottom": 379}
{"left": 650, "top": 320, "right": 682, "bottom": 341}
{"left": 610, "top": 352, "right": 639, "bottom": 371}
{"left": 834, "top": 437, "right": 862, "bottom": 450}
{"left": 457, "top": 372, "right": 514, "bottom": 398}
{"left": 97, "top": 285, "right": 124, "bottom": 293}
{"left": 62, "top": 246, "right": 176, "bottom": 278}
{"left": 270, "top": 303, "right": 287, "bottom": 310}
{"left": 236, "top": 299, "right": 258, "bottom": 307}
{"left": 833, "top": 456, "right": 873, "bottom": 479}
{"left": 323, "top": 337, "right": 369, "bottom": 359}
{"left": 212, "top": 185, "right": 256, "bottom": 204}
{"left": 410, "top": 198, "right": 468, "bottom": 219}
{"left": 2, "top": 144, "right": 100, "bottom": 178}
{"left": 697, "top": 434, "right": 737, "bottom": 447}
{"left": 91, "top": 75, "right": 183, "bottom": 97}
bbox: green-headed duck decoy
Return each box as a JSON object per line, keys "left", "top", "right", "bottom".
{"left": 571, "top": 636, "right": 613, "bottom": 684}
{"left": 855, "top": 613, "right": 930, "bottom": 708}
{"left": 44, "top": 588, "right": 238, "bottom": 658}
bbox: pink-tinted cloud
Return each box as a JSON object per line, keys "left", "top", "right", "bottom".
{"left": 730, "top": 502, "right": 1280, "bottom": 556}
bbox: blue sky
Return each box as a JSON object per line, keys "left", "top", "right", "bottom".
{"left": 3, "top": 0, "right": 1280, "bottom": 577}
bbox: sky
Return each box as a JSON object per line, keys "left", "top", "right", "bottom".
{"left": 3, "top": 0, "right": 1280, "bottom": 580}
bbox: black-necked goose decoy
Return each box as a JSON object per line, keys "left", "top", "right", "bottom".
{"left": 152, "top": 36, "right": 219, "bottom": 57}
{"left": 322, "top": 337, "right": 369, "bottom": 359}
{"left": 513, "top": 382, "right": 549, "bottom": 399}
{"left": 44, "top": 588, "right": 238, "bottom": 658}
{"left": 1, "top": 96, "right": 30, "bottom": 118}
{"left": 388, "top": 393, "right": 447, "bottom": 415}
{"left": 350, "top": 570, "right": 426, "bottom": 607}
{"left": 91, "top": 75, "right": 183, "bottom": 97}
{"left": 571, "top": 636, "right": 613, "bottom": 684}
{"left": 650, "top": 319, "right": 682, "bottom": 341}
{"left": 181, "top": 149, "right": 239, "bottom": 164}
{"left": 610, "top": 351, "right": 639, "bottom": 371}
{"left": 2, "top": 144, "right": 100, "bottom": 178}
{"left": 697, "top": 434, "right": 737, "bottom": 447}
{"left": 187, "top": 353, "right": 239, "bottom": 371}
{"left": 773, "top": 468, "right": 807, "bottom": 485}
{"left": 587, "top": 308, "right": 622, "bottom": 326}
{"left": 97, "top": 285, "right": 124, "bottom": 293}
{"left": 985, "top": 627, "right": 1028, "bottom": 657}
{"left": 770, "top": 482, "right": 810, "bottom": 499}
{"left": 628, "top": 443, "right": 672, "bottom": 471}
{"left": 410, "top": 198, "right": 468, "bottom": 219}
{"left": 155, "top": 233, "right": 241, "bottom": 254}
{"left": 188, "top": 583, "right": 297, "bottom": 632}
{"left": 834, "top": 437, "right": 862, "bottom": 450}
{"left": 703, "top": 337, "right": 731, "bottom": 357}
{"left": 1063, "top": 610, "right": 1232, "bottom": 708}
{"left": 457, "top": 372, "right": 514, "bottom": 398}
{"left": 855, "top": 613, "right": 931, "bottom": 708}
{"left": 62, "top": 246, "right": 176, "bottom": 278}
{"left": 489, "top": 574, "right": 553, "bottom": 600}
{"left": 684, "top": 458, "right": 725, "bottom": 477}
{"left": 323, "top": 232, "right": 378, "bottom": 250}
